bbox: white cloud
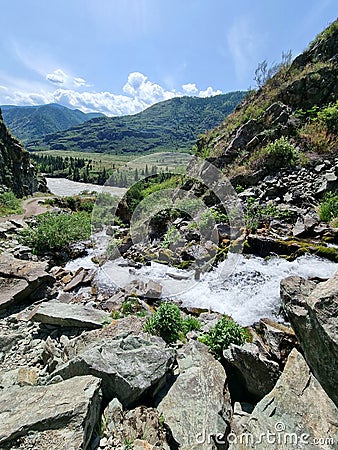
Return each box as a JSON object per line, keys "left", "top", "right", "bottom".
{"left": 182, "top": 83, "right": 198, "bottom": 94}
{"left": 0, "top": 70, "right": 223, "bottom": 116}
{"left": 46, "top": 69, "right": 91, "bottom": 89}
{"left": 46, "top": 69, "right": 68, "bottom": 85}
{"left": 199, "top": 86, "right": 222, "bottom": 98}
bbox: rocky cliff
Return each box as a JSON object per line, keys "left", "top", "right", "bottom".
{"left": 0, "top": 108, "right": 44, "bottom": 197}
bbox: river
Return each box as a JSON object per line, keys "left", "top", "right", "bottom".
{"left": 46, "top": 177, "right": 127, "bottom": 197}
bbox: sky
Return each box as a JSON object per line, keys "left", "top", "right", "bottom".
{"left": 0, "top": 0, "right": 336, "bottom": 116}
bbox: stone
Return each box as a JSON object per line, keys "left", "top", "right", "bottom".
{"left": 281, "top": 272, "right": 338, "bottom": 407}
{"left": 158, "top": 340, "right": 231, "bottom": 449}
{"left": 253, "top": 318, "right": 298, "bottom": 365}
{"left": 51, "top": 333, "right": 176, "bottom": 407}
{"left": 229, "top": 349, "right": 338, "bottom": 449}
{"left": 17, "top": 367, "right": 39, "bottom": 386}
{"left": 0, "top": 375, "right": 102, "bottom": 449}
{"left": 29, "top": 300, "right": 108, "bottom": 329}
{"left": 108, "top": 406, "right": 169, "bottom": 449}
{"left": 0, "top": 253, "right": 54, "bottom": 310}
{"left": 144, "top": 280, "right": 163, "bottom": 299}
{"left": 223, "top": 342, "right": 281, "bottom": 400}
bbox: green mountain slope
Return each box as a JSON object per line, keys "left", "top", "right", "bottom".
{"left": 1, "top": 103, "right": 104, "bottom": 144}
{"left": 198, "top": 20, "right": 338, "bottom": 176}
{"left": 38, "top": 92, "right": 247, "bottom": 154}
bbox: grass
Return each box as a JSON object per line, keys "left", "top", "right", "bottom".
{"left": 0, "top": 190, "right": 23, "bottom": 216}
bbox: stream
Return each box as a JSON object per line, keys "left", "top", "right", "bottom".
{"left": 66, "top": 241, "right": 337, "bottom": 326}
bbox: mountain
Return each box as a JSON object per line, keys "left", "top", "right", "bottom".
{"left": 1, "top": 103, "right": 105, "bottom": 144}
{"left": 197, "top": 20, "right": 338, "bottom": 177}
{"left": 37, "top": 92, "right": 247, "bottom": 154}
{"left": 0, "top": 109, "right": 46, "bottom": 197}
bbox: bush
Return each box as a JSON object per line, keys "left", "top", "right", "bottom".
{"left": 20, "top": 211, "right": 91, "bottom": 254}
{"left": 317, "top": 101, "right": 338, "bottom": 134}
{"left": 0, "top": 190, "right": 22, "bottom": 216}
{"left": 261, "top": 137, "right": 298, "bottom": 169}
{"left": 144, "top": 301, "right": 200, "bottom": 344}
{"left": 199, "top": 316, "right": 249, "bottom": 359}
{"left": 319, "top": 193, "right": 338, "bottom": 223}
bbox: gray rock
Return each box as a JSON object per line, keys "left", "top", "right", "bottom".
{"left": 229, "top": 349, "right": 338, "bottom": 449}
{"left": 158, "top": 340, "right": 231, "bottom": 449}
{"left": 281, "top": 272, "right": 338, "bottom": 407}
{"left": 223, "top": 342, "right": 281, "bottom": 399}
{"left": 51, "top": 333, "right": 175, "bottom": 407}
{"left": 0, "top": 253, "right": 54, "bottom": 310}
{"left": 0, "top": 375, "right": 102, "bottom": 449}
{"left": 29, "top": 300, "right": 108, "bottom": 329}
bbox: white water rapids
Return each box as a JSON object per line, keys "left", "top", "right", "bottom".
{"left": 66, "top": 247, "right": 337, "bottom": 326}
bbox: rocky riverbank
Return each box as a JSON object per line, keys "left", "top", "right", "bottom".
{"left": 0, "top": 209, "right": 337, "bottom": 449}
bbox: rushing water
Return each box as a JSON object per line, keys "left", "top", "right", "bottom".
{"left": 46, "top": 177, "right": 127, "bottom": 197}
{"left": 66, "top": 239, "right": 337, "bottom": 326}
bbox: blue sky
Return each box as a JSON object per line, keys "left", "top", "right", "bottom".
{"left": 0, "top": 0, "right": 336, "bottom": 116}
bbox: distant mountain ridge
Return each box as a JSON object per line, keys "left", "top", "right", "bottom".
{"left": 1, "top": 103, "right": 105, "bottom": 144}
{"left": 36, "top": 92, "right": 247, "bottom": 154}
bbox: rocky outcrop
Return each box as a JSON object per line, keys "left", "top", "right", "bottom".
{"left": 158, "top": 340, "right": 231, "bottom": 449}
{"left": 281, "top": 272, "right": 338, "bottom": 406}
{"left": 229, "top": 349, "right": 338, "bottom": 449}
{"left": 0, "top": 109, "right": 45, "bottom": 197}
{"left": 0, "top": 253, "right": 54, "bottom": 310}
{"left": 0, "top": 375, "right": 102, "bottom": 450}
{"left": 51, "top": 333, "right": 176, "bottom": 407}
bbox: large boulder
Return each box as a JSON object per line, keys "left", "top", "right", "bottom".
{"left": 158, "top": 340, "right": 231, "bottom": 449}
{"left": 223, "top": 342, "right": 281, "bottom": 400}
{"left": 229, "top": 349, "right": 338, "bottom": 449}
{"left": 281, "top": 272, "right": 338, "bottom": 406}
{"left": 0, "top": 375, "right": 102, "bottom": 450}
{"left": 51, "top": 333, "right": 176, "bottom": 407}
{"left": 0, "top": 253, "right": 54, "bottom": 310}
{"left": 29, "top": 300, "right": 108, "bottom": 329}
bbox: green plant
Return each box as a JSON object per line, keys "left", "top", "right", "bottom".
{"left": 161, "top": 225, "right": 181, "bottom": 248}
{"left": 0, "top": 190, "right": 22, "bottom": 216}
{"left": 121, "top": 298, "right": 141, "bottom": 315}
{"left": 101, "top": 316, "right": 113, "bottom": 327}
{"left": 144, "top": 301, "right": 200, "bottom": 344}
{"left": 319, "top": 192, "right": 338, "bottom": 223}
{"left": 199, "top": 316, "right": 249, "bottom": 359}
{"left": 261, "top": 137, "right": 298, "bottom": 169}
{"left": 19, "top": 211, "right": 91, "bottom": 254}
{"left": 124, "top": 439, "right": 134, "bottom": 450}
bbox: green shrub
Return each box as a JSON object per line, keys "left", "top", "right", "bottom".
{"left": 20, "top": 211, "right": 91, "bottom": 254}
{"left": 0, "top": 190, "right": 22, "bottom": 216}
{"left": 199, "top": 316, "right": 249, "bottom": 359}
{"left": 261, "top": 137, "right": 298, "bottom": 169}
{"left": 319, "top": 192, "right": 338, "bottom": 223}
{"left": 317, "top": 101, "right": 338, "bottom": 134}
{"left": 161, "top": 225, "right": 181, "bottom": 248}
{"left": 144, "top": 301, "right": 200, "bottom": 344}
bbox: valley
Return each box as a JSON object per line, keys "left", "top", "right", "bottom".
{"left": 0, "top": 18, "right": 337, "bottom": 450}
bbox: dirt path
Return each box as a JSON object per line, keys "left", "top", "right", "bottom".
{"left": 0, "top": 196, "right": 52, "bottom": 224}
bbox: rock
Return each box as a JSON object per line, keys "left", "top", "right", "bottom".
{"left": 158, "top": 340, "right": 231, "bottom": 449}
{"left": 17, "top": 367, "right": 39, "bottom": 386}
{"left": 229, "top": 349, "right": 338, "bottom": 449}
{"left": 29, "top": 300, "right": 108, "bottom": 329}
{"left": 223, "top": 342, "right": 281, "bottom": 400}
{"left": 292, "top": 211, "right": 319, "bottom": 237}
{"left": 0, "top": 109, "right": 42, "bottom": 197}
{"left": 51, "top": 333, "right": 176, "bottom": 407}
{"left": 108, "top": 405, "right": 169, "bottom": 449}
{"left": 0, "top": 253, "right": 54, "bottom": 310}
{"left": 0, "top": 375, "right": 102, "bottom": 449}
{"left": 281, "top": 272, "right": 338, "bottom": 407}
{"left": 64, "top": 268, "right": 94, "bottom": 292}
{"left": 144, "top": 280, "right": 162, "bottom": 299}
